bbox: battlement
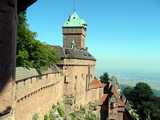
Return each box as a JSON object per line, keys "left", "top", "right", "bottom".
{"left": 14, "top": 67, "right": 64, "bottom": 120}
{"left": 15, "top": 67, "right": 63, "bottom": 102}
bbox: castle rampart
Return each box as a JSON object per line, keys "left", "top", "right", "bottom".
{"left": 14, "top": 67, "right": 64, "bottom": 120}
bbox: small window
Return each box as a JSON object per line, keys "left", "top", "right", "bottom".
{"left": 64, "top": 76, "right": 68, "bottom": 83}
{"left": 75, "top": 75, "right": 77, "bottom": 79}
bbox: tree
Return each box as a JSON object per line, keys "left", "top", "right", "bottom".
{"left": 149, "top": 96, "right": 160, "bottom": 120}
{"left": 16, "top": 12, "right": 59, "bottom": 73}
{"left": 134, "top": 82, "right": 153, "bottom": 100}
{"left": 123, "top": 82, "right": 160, "bottom": 120}
{"left": 123, "top": 86, "right": 134, "bottom": 102}
{"left": 100, "top": 72, "right": 110, "bottom": 83}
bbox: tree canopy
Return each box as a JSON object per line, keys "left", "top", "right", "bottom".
{"left": 100, "top": 72, "right": 110, "bottom": 83}
{"left": 123, "top": 82, "right": 160, "bottom": 120}
{"left": 16, "top": 12, "right": 59, "bottom": 73}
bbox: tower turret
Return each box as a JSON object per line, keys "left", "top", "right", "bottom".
{"left": 63, "top": 11, "right": 87, "bottom": 49}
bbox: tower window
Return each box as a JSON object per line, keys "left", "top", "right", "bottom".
{"left": 64, "top": 76, "right": 67, "bottom": 83}
{"left": 75, "top": 75, "right": 77, "bottom": 79}
{"left": 82, "top": 74, "right": 84, "bottom": 79}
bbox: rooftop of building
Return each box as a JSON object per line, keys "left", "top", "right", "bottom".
{"left": 90, "top": 79, "right": 103, "bottom": 89}
{"left": 52, "top": 45, "right": 96, "bottom": 61}
{"left": 63, "top": 11, "right": 87, "bottom": 28}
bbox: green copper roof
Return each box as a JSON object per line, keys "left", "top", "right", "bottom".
{"left": 63, "top": 11, "right": 87, "bottom": 28}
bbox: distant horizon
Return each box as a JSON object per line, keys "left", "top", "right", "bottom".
{"left": 96, "top": 68, "right": 160, "bottom": 90}
{"left": 27, "top": 0, "right": 160, "bottom": 73}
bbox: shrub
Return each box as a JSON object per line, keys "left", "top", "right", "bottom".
{"left": 32, "top": 113, "right": 40, "bottom": 120}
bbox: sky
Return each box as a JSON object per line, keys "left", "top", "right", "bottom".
{"left": 26, "top": 0, "right": 160, "bottom": 75}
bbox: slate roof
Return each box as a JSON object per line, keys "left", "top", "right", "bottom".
{"left": 53, "top": 46, "right": 96, "bottom": 61}
{"left": 16, "top": 67, "right": 38, "bottom": 81}
{"left": 63, "top": 11, "right": 87, "bottom": 28}
{"left": 16, "top": 65, "right": 60, "bottom": 81}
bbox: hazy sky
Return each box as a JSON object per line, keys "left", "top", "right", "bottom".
{"left": 26, "top": 0, "right": 160, "bottom": 74}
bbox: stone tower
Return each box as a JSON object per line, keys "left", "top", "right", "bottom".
{"left": 63, "top": 11, "right": 87, "bottom": 49}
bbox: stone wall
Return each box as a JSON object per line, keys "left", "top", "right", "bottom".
{"left": 63, "top": 27, "right": 86, "bottom": 49}
{"left": 15, "top": 71, "right": 64, "bottom": 120}
{"left": 0, "top": 58, "right": 101, "bottom": 119}
{"left": 59, "top": 59, "right": 98, "bottom": 113}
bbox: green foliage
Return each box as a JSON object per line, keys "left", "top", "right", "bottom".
{"left": 44, "top": 113, "right": 55, "bottom": 120}
{"left": 84, "top": 112, "right": 97, "bottom": 120}
{"left": 43, "top": 103, "right": 65, "bottom": 120}
{"left": 48, "top": 112, "right": 55, "bottom": 120}
{"left": 148, "top": 96, "right": 160, "bottom": 120}
{"left": 123, "top": 86, "right": 134, "bottom": 101}
{"left": 44, "top": 114, "right": 50, "bottom": 120}
{"left": 17, "top": 12, "right": 59, "bottom": 73}
{"left": 128, "top": 107, "right": 140, "bottom": 120}
{"left": 100, "top": 72, "right": 110, "bottom": 83}
{"left": 32, "top": 113, "right": 40, "bottom": 120}
{"left": 44, "top": 103, "right": 98, "bottom": 120}
{"left": 88, "top": 101, "right": 98, "bottom": 111}
{"left": 68, "top": 105, "right": 98, "bottom": 120}
{"left": 57, "top": 106, "right": 65, "bottom": 117}
{"left": 69, "top": 111, "right": 97, "bottom": 120}
{"left": 134, "top": 82, "right": 153, "bottom": 99}
{"left": 69, "top": 112, "right": 77, "bottom": 120}
{"left": 123, "top": 82, "right": 160, "bottom": 120}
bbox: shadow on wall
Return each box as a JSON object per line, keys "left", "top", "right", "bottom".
{"left": 100, "top": 96, "right": 109, "bottom": 120}
{"left": 100, "top": 83, "right": 113, "bottom": 120}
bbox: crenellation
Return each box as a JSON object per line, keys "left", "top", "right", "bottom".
{"left": 14, "top": 70, "right": 64, "bottom": 120}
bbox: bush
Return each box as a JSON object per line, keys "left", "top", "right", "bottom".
{"left": 44, "top": 114, "right": 50, "bottom": 120}
{"left": 123, "top": 82, "right": 160, "bottom": 120}
{"left": 57, "top": 106, "right": 65, "bottom": 117}
{"left": 32, "top": 113, "right": 40, "bottom": 120}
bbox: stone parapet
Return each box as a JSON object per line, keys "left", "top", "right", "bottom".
{"left": 14, "top": 68, "right": 64, "bottom": 120}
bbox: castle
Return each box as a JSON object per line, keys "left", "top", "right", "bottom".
{"left": 53, "top": 11, "right": 102, "bottom": 114}
{"left": 0, "top": 11, "right": 132, "bottom": 120}
{"left": 55, "top": 11, "right": 100, "bottom": 112}
{"left": 0, "top": 11, "right": 102, "bottom": 120}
